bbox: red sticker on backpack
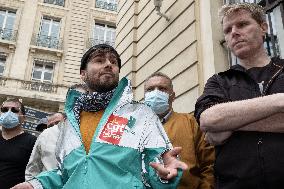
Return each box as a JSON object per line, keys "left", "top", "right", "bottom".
{"left": 99, "top": 114, "right": 128, "bottom": 144}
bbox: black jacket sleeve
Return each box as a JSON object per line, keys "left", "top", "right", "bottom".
{"left": 194, "top": 74, "right": 229, "bottom": 125}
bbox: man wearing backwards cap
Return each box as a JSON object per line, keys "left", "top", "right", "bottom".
{"left": 12, "top": 44, "right": 187, "bottom": 189}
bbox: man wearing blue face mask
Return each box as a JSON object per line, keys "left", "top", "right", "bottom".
{"left": 0, "top": 98, "right": 36, "bottom": 189}
{"left": 144, "top": 72, "right": 215, "bottom": 189}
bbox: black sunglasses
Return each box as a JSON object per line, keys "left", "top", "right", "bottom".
{"left": 0, "top": 107, "right": 21, "bottom": 113}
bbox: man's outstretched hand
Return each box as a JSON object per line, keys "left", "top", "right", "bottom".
{"left": 149, "top": 147, "right": 188, "bottom": 180}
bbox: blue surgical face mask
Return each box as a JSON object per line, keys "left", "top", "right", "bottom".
{"left": 0, "top": 111, "right": 20, "bottom": 129}
{"left": 144, "top": 89, "right": 170, "bottom": 115}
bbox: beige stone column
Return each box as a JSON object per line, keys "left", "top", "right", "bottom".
{"left": 197, "top": 0, "right": 228, "bottom": 89}
{"left": 9, "top": 0, "right": 38, "bottom": 79}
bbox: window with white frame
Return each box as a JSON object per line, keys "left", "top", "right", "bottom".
{"left": 93, "top": 23, "right": 116, "bottom": 47}
{"left": 95, "top": 0, "right": 117, "bottom": 11}
{"left": 32, "top": 60, "right": 54, "bottom": 83}
{"left": 40, "top": 17, "right": 60, "bottom": 38}
{"left": 43, "top": 0, "right": 65, "bottom": 7}
{"left": 37, "top": 17, "right": 61, "bottom": 48}
{"left": 0, "top": 55, "right": 6, "bottom": 75}
{"left": 0, "top": 9, "right": 16, "bottom": 40}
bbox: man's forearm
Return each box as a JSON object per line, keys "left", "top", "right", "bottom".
{"left": 240, "top": 113, "right": 284, "bottom": 133}
{"left": 200, "top": 93, "right": 284, "bottom": 132}
{"left": 205, "top": 113, "right": 284, "bottom": 145}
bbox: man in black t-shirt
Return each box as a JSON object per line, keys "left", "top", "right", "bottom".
{"left": 0, "top": 98, "right": 36, "bottom": 189}
{"left": 195, "top": 2, "right": 284, "bottom": 189}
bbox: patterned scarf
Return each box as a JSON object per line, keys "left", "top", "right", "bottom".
{"left": 73, "top": 88, "right": 116, "bottom": 124}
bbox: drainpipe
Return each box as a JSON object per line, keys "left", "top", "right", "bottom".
{"left": 154, "top": 0, "right": 170, "bottom": 21}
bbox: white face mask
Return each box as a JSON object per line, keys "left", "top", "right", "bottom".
{"left": 0, "top": 111, "right": 20, "bottom": 129}
{"left": 144, "top": 89, "right": 169, "bottom": 115}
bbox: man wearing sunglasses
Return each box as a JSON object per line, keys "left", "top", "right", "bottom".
{"left": 0, "top": 98, "right": 36, "bottom": 189}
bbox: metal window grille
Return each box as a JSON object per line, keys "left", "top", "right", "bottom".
{"left": 95, "top": 0, "right": 118, "bottom": 12}
{"left": 43, "top": 0, "right": 65, "bottom": 7}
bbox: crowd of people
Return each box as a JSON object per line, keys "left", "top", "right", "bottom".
{"left": 0, "top": 2, "right": 283, "bottom": 189}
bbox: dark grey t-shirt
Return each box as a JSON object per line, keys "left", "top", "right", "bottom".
{"left": 0, "top": 132, "right": 36, "bottom": 189}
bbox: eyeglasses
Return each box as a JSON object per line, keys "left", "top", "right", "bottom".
{"left": 0, "top": 107, "right": 21, "bottom": 113}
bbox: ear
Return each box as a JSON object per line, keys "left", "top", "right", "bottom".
{"left": 80, "top": 70, "right": 86, "bottom": 81}
{"left": 260, "top": 22, "right": 268, "bottom": 35}
{"left": 19, "top": 115, "right": 26, "bottom": 124}
{"left": 170, "top": 91, "right": 175, "bottom": 103}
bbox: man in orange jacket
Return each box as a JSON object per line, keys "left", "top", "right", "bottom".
{"left": 144, "top": 72, "right": 215, "bottom": 189}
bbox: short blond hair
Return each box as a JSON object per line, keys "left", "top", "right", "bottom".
{"left": 219, "top": 3, "right": 266, "bottom": 25}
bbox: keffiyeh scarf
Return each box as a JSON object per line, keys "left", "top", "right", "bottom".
{"left": 73, "top": 88, "right": 116, "bottom": 124}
